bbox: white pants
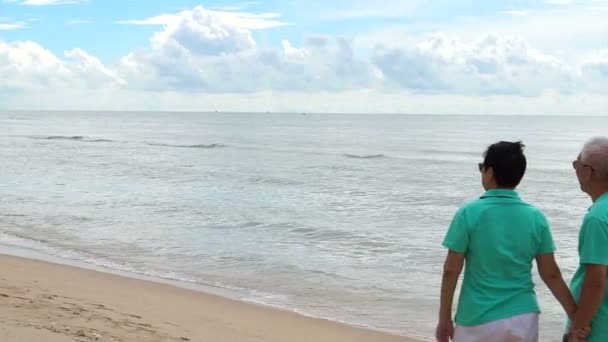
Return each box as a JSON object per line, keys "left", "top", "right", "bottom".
{"left": 454, "top": 313, "right": 539, "bottom": 342}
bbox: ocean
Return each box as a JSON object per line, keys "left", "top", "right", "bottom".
{"left": 0, "top": 111, "right": 606, "bottom": 340}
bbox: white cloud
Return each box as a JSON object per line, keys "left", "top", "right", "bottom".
{"left": 120, "top": 6, "right": 287, "bottom": 30}
{"left": 0, "top": 40, "right": 71, "bottom": 91}
{"left": 0, "top": 40, "right": 119, "bottom": 92}
{"left": 120, "top": 14, "right": 175, "bottom": 26}
{"left": 114, "top": 6, "right": 608, "bottom": 98}
{"left": 118, "top": 6, "right": 377, "bottom": 92}
{"left": 125, "top": 23, "right": 594, "bottom": 98}
{"left": 149, "top": 7, "right": 257, "bottom": 55}
{"left": 357, "top": 7, "right": 608, "bottom": 58}
{"left": 581, "top": 49, "right": 608, "bottom": 92}
{"left": 372, "top": 34, "right": 581, "bottom": 96}
{"left": 65, "top": 19, "right": 90, "bottom": 25}
{"left": 64, "top": 48, "right": 123, "bottom": 87}
{"left": 1, "top": 5, "right": 607, "bottom": 115}
{"left": 0, "top": 21, "right": 26, "bottom": 30}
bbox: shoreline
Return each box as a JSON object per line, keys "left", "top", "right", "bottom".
{"left": 0, "top": 252, "right": 427, "bottom": 341}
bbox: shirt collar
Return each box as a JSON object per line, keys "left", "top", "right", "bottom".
{"left": 590, "top": 192, "right": 608, "bottom": 210}
{"left": 480, "top": 189, "right": 520, "bottom": 199}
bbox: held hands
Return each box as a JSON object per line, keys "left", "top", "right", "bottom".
{"left": 435, "top": 319, "right": 454, "bottom": 342}
{"left": 568, "top": 326, "right": 591, "bottom": 342}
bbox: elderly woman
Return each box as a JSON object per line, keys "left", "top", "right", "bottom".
{"left": 436, "top": 141, "right": 577, "bottom": 342}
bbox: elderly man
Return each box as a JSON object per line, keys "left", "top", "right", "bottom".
{"left": 568, "top": 137, "right": 608, "bottom": 342}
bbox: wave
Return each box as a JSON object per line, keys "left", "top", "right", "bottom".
{"left": 29, "top": 136, "right": 116, "bottom": 143}
{"left": 145, "top": 142, "right": 228, "bottom": 149}
{"left": 419, "top": 149, "right": 480, "bottom": 157}
{"left": 343, "top": 154, "right": 386, "bottom": 159}
{"left": 31, "top": 135, "right": 85, "bottom": 140}
{"left": 88, "top": 139, "right": 115, "bottom": 143}
{"left": 248, "top": 175, "right": 301, "bottom": 186}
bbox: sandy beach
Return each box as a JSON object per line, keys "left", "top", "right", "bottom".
{"left": 0, "top": 254, "right": 423, "bottom": 342}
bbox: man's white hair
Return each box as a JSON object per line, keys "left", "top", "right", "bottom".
{"left": 581, "top": 137, "right": 608, "bottom": 181}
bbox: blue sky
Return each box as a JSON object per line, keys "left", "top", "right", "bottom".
{"left": 1, "top": 0, "right": 607, "bottom": 113}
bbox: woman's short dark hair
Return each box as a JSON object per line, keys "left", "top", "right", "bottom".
{"left": 482, "top": 141, "right": 527, "bottom": 188}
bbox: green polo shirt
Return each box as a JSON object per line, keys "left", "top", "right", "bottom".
{"left": 443, "top": 189, "right": 555, "bottom": 326}
{"left": 568, "top": 192, "right": 608, "bottom": 342}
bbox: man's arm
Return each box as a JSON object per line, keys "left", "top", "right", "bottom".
{"left": 536, "top": 253, "right": 577, "bottom": 319}
{"left": 439, "top": 250, "right": 465, "bottom": 322}
{"left": 571, "top": 264, "right": 607, "bottom": 330}
{"left": 437, "top": 208, "right": 468, "bottom": 342}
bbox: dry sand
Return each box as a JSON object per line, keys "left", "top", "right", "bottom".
{"left": 0, "top": 255, "right": 424, "bottom": 342}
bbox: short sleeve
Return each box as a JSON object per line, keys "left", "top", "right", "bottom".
{"left": 442, "top": 208, "right": 469, "bottom": 253}
{"left": 580, "top": 216, "right": 608, "bottom": 265}
{"left": 537, "top": 213, "right": 556, "bottom": 255}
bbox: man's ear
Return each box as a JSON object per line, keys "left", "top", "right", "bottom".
{"left": 486, "top": 166, "right": 494, "bottom": 179}
{"left": 583, "top": 167, "right": 594, "bottom": 182}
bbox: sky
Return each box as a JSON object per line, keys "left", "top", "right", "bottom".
{"left": 0, "top": 0, "right": 607, "bottom": 114}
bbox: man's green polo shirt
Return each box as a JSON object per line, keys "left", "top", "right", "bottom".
{"left": 443, "top": 189, "right": 555, "bottom": 326}
{"left": 568, "top": 192, "right": 608, "bottom": 342}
